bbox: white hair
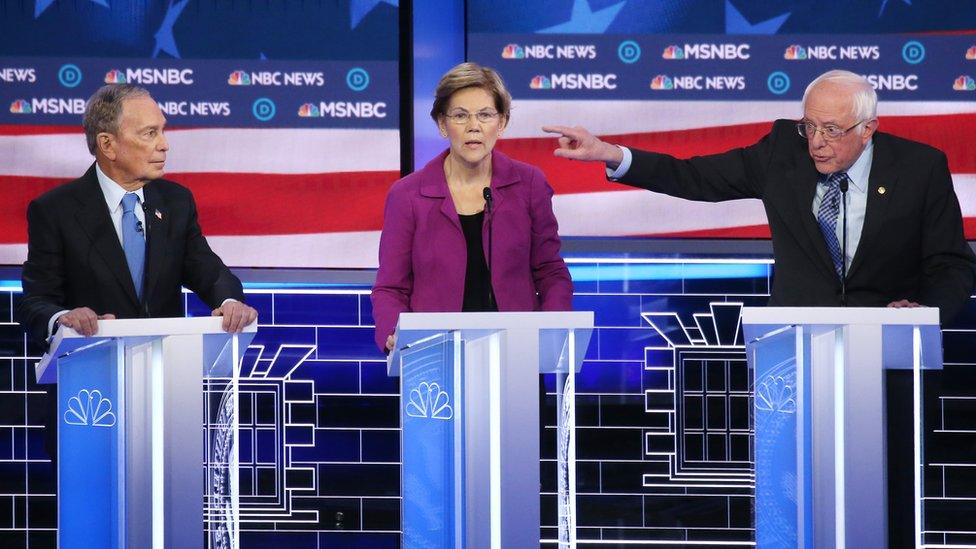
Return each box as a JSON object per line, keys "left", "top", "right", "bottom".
{"left": 801, "top": 70, "right": 877, "bottom": 134}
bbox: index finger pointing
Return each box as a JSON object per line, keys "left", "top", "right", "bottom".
{"left": 542, "top": 125, "right": 580, "bottom": 139}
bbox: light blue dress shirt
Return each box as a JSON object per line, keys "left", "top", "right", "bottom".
{"left": 812, "top": 140, "right": 872, "bottom": 272}
{"left": 607, "top": 141, "right": 875, "bottom": 272}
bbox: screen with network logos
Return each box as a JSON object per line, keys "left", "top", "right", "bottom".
{"left": 468, "top": 0, "right": 976, "bottom": 240}
{"left": 0, "top": 0, "right": 400, "bottom": 269}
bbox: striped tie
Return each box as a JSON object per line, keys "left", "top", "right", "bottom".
{"left": 816, "top": 172, "right": 847, "bottom": 278}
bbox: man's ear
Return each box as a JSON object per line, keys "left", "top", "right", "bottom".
{"left": 97, "top": 132, "right": 116, "bottom": 160}
{"left": 861, "top": 119, "right": 879, "bottom": 143}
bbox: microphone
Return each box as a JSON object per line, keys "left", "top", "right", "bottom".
{"left": 839, "top": 176, "right": 849, "bottom": 306}
{"left": 136, "top": 220, "right": 144, "bottom": 235}
{"left": 482, "top": 187, "right": 496, "bottom": 310}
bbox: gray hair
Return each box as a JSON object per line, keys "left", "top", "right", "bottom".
{"left": 801, "top": 70, "right": 877, "bottom": 134}
{"left": 82, "top": 84, "right": 152, "bottom": 155}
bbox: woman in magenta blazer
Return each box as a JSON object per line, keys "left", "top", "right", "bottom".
{"left": 371, "top": 63, "right": 573, "bottom": 352}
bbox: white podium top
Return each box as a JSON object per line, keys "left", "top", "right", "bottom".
{"left": 37, "top": 317, "right": 257, "bottom": 383}
{"left": 395, "top": 311, "right": 593, "bottom": 331}
{"left": 742, "top": 306, "right": 939, "bottom": 327}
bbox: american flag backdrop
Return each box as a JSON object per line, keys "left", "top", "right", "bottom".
{"left": 465, "top": 1, "right": 976, "bottom": 248}
{"left": 494, "top": 100, "right": 976, "bottom": 239}
{"left": 0, "top": 0, "right": 401, "bottom": 269}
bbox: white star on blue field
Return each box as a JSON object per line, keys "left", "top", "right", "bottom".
{"left": 537, "top": 0, "right": 625, "bottom": 34}
{"left": 351, "top": 0, "right": 399, "bottom": 29}
{"left": 153, "top": 0, "right": 189, "bottom": 58}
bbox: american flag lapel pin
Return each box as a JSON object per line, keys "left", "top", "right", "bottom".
{"left": 154, "top": 209, "right": 163, "bottom": 220}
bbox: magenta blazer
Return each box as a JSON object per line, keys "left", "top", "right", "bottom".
{"left": 371, "top": 149, "right": 573, "bottom": 351}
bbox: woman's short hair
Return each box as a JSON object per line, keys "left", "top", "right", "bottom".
{"left": 430, "top": 62, "right": 512, "bottom": 123}
{"left": 83, "top": 84, "right": 152, "bottom": 155}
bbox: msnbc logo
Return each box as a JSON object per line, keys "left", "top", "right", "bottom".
{"left": 9, "top": 99, "right": 31, "bottom": 114}
{"left": 954, "top": 75, "right": 976, "bottom": 91}
{"left": 650, "top": 75, "right": 674, "bottom": 90}
{"left": 502, "top": 44, "right": 525, "bottom": 59}
{"left": 104, "top": 70, "right": 126, "bottom": 84}
{"left": 530, "top": 75, "right": 552, "bottom": 89}
{"left": 228, "top": 71, "right": 251, "bottom": 86}
{"left": 967, "top": 46, "right": 976, "bottom": 60}
{"left": 784, "top": 45, "right": 808, "bottom": 60}
{"left": 298, "top": 103, "right": 321, "bottom": 117}
{"left": 662, "top": 46, "right": 685, "bottom": 60}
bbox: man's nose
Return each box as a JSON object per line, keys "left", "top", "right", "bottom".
{"left": 809, "top": 130, "right": 827, "bottom": 148}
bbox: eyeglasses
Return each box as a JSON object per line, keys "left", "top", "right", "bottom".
{"left": 444, "top": 110, "right": 501, "bottom": 125}
{"left": 796, "top": 120, "right": 865, "bottom": 140}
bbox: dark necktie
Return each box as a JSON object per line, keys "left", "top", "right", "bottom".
{"left": 816, "top": 172, "right": 847, "bottom": 277}
{"left": 121, "top": 193, "right": 146, "bottom": 299}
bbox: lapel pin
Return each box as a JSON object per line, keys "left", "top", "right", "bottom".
{"left": 154, "top": 209, "right": 163, "bottom": 220}
{"left": 877, "top": 186, "right": 886, "bottom": 195}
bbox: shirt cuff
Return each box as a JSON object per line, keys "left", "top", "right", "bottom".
{"left": 605, "top": 145, "right": 633, "bottom": 180}
{"left": 47, "top": 310, "right": 69, "bottom": 341}
{"left": 220, "top": 298, "right": 238, "bottom": 307}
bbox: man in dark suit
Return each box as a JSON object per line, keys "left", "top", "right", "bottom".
{"left": 545, "top": 70, "right": 975, "bottom": 546}
{"left": 17, "top": 83, "right": 257, "bottom": 467}
{"left": 544, "top": 70, "right": 975, "bottom": 324}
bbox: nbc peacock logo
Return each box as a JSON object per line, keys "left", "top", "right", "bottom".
{"left": 104, "top": 69, "right": 126, "bottom": 84}
{"left": 953, "top": 75, "right": 975, "bottom": 91}
{"left": 9, "top": 99, "right": 32, "bottom": 114}
{"left": 228, "top": 70, "right": 252, "bottom": 86}
{"left": 529, "top": 75, "right": 552, "bottom": 89}
{"left": 297, "top": 103, "right": 320, "bottom": 117}
{"left": 662, "top": 45, "right": 685, "bottom": 60}
{"left": 650, "top": 75, "right": 674, "bottom": 90}
{"left": 501, "top": 44, "right": 525, "bottom": 59}
{"left": 784, "top": 45, "right": 808, "bottom": 60}
{"left": 966, "top": 46, "right": 976, "bottom": 60}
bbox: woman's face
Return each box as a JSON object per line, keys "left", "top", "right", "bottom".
{"left": 437, "top": 87, "right": 507, "bottom": 168}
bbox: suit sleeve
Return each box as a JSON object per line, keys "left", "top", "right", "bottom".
{"left": 180, "top": 192, "right": 245, "bottom": 308}
{"left": 917, "top": 152, "right": 976, "bottom": 325}
{"left": 613, "top": 121, "right": 784, "bottom": 202}
{"left": 17, "top": 199, "right": 70, "bottom": 346}
{"left": 370, "top": 186, "right": 415, "bottom": 352}
{"left": 528, "top": 168, "right": 573, "bottom": 310}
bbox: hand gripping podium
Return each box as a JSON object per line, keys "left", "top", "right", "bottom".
{"left": 742, "top": 307, "right": 941, "bottom": 549}
{"left": 35, "top": 317, "right": 257, "bottom": 549}
{"left": 387, "top": 312, "right": 594, "bottom": 548}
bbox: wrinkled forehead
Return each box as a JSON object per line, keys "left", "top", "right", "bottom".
{"left": 120, "top": 95, "right": 166, "bottom": 128}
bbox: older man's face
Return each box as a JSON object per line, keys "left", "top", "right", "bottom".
{"left": 104, "top": 95, "right": 169, "bottom": 188}
{"left": 802, "top": 82, "right": 877, "bottom": 175}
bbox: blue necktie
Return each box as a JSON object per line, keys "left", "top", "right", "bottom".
{"left": 121, "top": 193, "right": 145, "bottom": 299}
{"left": 816, "top": 172, "right": 847, "bottom": 278}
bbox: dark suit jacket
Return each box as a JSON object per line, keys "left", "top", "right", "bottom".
{"left": 17, "top": 164, "right": 245, "bottom": 345}
{"left": 615, "top": 119, "right": 976, "bottom": 324}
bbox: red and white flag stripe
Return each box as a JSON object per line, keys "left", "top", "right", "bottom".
{"left": 1, "top": 100, "right": 972, "bottom": 268}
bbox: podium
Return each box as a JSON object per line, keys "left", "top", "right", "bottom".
{"left": 387, "top": 312, "right": 594, "bottom": 548}
{"left": 742, "top": 307, "right": 942, "bottom": 548}
{"left": 36, "top": 317, "right": 257, "bottom": 549}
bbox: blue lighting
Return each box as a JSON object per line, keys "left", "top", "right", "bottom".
{"left": 567, "top": 263, "right": 768, "bottom": 282}
{"left": 0, "top": 280, "right": 22, "bottom": 291}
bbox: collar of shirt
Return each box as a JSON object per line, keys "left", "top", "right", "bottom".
{"left": 95, "top": 162, "right": 145, "bottom": 213}
{"left": 840, "top": 139, "right": 873, "bottom": 194}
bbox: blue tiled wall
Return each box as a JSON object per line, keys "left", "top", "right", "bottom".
{"left": 0, "top": 257, "right": 974, "bottom": 548}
